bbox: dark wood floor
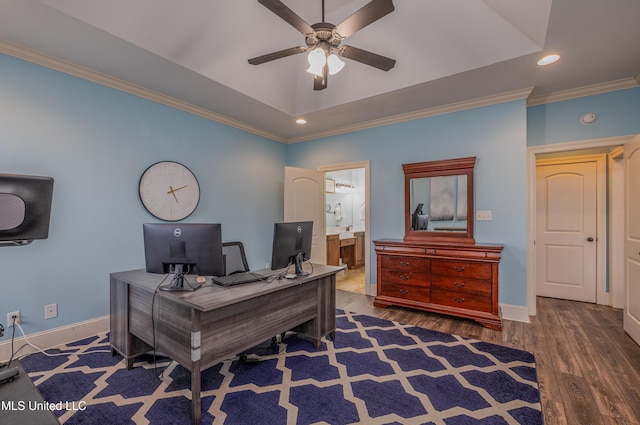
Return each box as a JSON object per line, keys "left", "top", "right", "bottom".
{"left": 336, "top": 291, "right": 640, "bottom": 425}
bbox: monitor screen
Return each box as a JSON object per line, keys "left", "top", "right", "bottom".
{"left": 143, "top": 223, "right": 224, "bottom": 291}
{"left": 0, "top": 173, "right": 54, "bottom": 245}
{"left": 271, "top": 221, "right": 313, "bottom": 277}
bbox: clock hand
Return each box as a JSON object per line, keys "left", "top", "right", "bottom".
{"left": 168, "top": 185, "right": 189, "bottom": 193}
{"left": 168, "top": 186, "right": 179, "bottom": 203}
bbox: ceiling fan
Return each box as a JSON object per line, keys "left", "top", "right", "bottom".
{"left": 248, "top": 0, "right": 396, "bottom": 90}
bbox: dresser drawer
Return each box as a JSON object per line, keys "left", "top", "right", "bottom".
{"left": 431, "top": 289, "right": 491, "bottom": 313}
{"left": 380, "top": 256, "right": 430, "bottom": 273}
{"left": 381, "top": 269, "right": 430, "bottom": 287}
{"left": 431, "top": 259, "right": 491, "bottom": 279}
{"left": 380, "top": 282, "right": 430, "bottom": 303}
{"left": 431, "top": 275, "right": 491, "bottom": 297}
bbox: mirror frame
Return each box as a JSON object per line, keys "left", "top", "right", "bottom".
{"left": 403, "top": 157, "right": 476, "bottom": 244}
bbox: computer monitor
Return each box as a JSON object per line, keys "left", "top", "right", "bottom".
{"left": 143, "top": 223, "right": 224, "bottom": 291}
{"left": 0, "top": 173, "right": 54, "bottom": 246}
{"left": 271, "top": 221, "right": 313, "bottom": 277}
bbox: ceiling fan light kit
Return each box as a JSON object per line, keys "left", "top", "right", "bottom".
{"left": 249, "top": 0, "right": 396, "bottom": 90}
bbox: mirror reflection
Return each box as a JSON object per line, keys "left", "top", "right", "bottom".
{"left": 409, "top": 175, "right": 467, "bottom": 232}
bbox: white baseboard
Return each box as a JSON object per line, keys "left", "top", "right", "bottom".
{"left": 500, "top": 303, "right": 531, "bottom": 324}
{"left": 0, "top": 316, "right": 109, "bottom": 363}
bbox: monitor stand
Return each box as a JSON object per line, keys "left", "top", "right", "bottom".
{"left": 160, "top": 264, "right": 199, "bottom": 292}
{"left": 286, "top": 252, "right": 309, "bottom": 279}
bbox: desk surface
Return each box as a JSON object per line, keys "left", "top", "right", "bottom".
{"left": 0, "top": 362, "right": 59, "bottom": 425}
{"left": 111, "top": 264, "right": 342, "bottom": 312}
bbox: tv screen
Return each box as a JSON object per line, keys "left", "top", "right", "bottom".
{"left": 143, "top": 223, "right": 224, "bottom": 291}
{"left": 0, "top": 173, "right": 54, "bottom": 245}
{"left": 271, "top": 221, "right": 313, "bottom": 277}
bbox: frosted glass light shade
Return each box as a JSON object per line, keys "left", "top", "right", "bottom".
{"left": 307, "top": 48, "right": 326, "bottom": 76}
{"left": 327, "top": 53, "right": 345, "bottom": 75}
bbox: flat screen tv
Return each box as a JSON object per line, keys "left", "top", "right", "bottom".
{"left": 0, "top": 173, "right": 54, "bottom": 246}
{"left": 143, "top": 223, "right": 224, "bottom": 291}
{"left": 270, "top": 221, "right": 313, "bottom": 278}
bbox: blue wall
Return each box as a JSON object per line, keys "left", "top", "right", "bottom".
{"left": 287, "top": 101, "right": 529, "bottom": 307}
{"left": 0, "top": 53, "right": 286, "bottom": 339}
{"left": 527, "top": 87, "right": 640, "bottom": 146}
{"left": 2, "top": 50, "right": 639, "bottom": 341}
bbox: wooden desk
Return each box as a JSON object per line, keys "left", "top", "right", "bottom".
{"left": 110, "top": 264, "right": 339, "bottom": 425}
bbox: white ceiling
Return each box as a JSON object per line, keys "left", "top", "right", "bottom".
{"left": 1, "top": 0, "right": 639, "bottom": 142}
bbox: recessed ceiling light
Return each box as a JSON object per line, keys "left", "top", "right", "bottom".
{"left": 537, "top": 54, "right": 560, "bottom": 66}
{"left": 295, "top": 118, "right": 307, "bottom": 124}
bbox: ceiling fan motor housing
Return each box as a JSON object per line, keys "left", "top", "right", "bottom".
{"left": 306, "top": 23, "right": 343, "bottom": 50}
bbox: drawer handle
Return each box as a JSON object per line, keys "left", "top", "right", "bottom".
{"left": 453, "top": 281, "right": 465, "bottom": 287}
{"left": 453, "top": 297, "right": 465, "bottom": 303}
{"left": 399, "top": 261, "right": 410, "bottom": 267}
{"left": 399, "top": 274, "right": 410, "bottom": 280}
{"left": 399, "top": 289, "right": 410, "bottom": 295}
{"left": 453, "top": 266, "right": 466, "bottom": 272}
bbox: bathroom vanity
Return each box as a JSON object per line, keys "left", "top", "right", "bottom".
{"left": 373, "top": 157, "right": 503, "bottom": 330}
{"left": 327, "top": 230, "right": 364, "bottom": 268}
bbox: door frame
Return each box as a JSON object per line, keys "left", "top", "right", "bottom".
{"left": 318, "top": 161, "right": 372, "bottom": 296}
{"left": 527, "top": 135, "right": 635, "bottom": 316}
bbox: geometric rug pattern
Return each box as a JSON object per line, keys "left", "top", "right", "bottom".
{"left": 21, "top": 310, "right": 543, "bottom": 424}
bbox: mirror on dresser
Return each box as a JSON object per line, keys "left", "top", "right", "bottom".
{"left": 403, "top": 157, "right": 476, "bottom": 244}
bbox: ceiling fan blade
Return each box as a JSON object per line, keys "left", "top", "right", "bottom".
{"left": 334, "top": 0, "right": 394, "bottom": 39}
{"left": 339, "top": 45, "right": 395, "bottom": 71}
{"left": 248, "top": 46, "right": 307, "bottom": 65}
{"left": 314, "top": 65, "right": 328, "bottom": 90}
{"left": 258, "top": 0, "right": 314, "bottom": 35}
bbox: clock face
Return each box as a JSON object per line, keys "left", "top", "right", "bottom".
{"left": 139, "top": 161, "right": 200, "bottom": 221}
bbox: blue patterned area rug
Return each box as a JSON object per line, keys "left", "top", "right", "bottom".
{"left": 21, "top": 310, "right": 543, "bottom": 424}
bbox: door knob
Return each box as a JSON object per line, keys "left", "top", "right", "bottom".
{"left": 587, "top": 237, "right": 594, "bottom": 242}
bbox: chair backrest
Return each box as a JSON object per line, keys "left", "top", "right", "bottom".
{"left": 222, "top": 241, "right": 250, "bottom": 275}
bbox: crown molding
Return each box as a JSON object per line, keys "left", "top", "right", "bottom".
{"left": 0, "top": 38, "right": 286, "bottom": 143}
{"left": 527, "top": 77, "right": 640, "bottom": 106}
{"left": 286, "top": 87, "right": 534, "bottom": 144}
{"left": 2, "top": 38, "right": 638, "bottom": 145}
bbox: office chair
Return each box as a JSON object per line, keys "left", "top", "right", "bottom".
{"left": 221, "top": 241, "right": 279, "bottom": 363}
{"left": 222, "top": 242, "right": 250, "bottom": 276}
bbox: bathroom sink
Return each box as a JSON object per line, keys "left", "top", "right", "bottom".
{"left": 339, "top": 232, "right": 354, "bottom": 240}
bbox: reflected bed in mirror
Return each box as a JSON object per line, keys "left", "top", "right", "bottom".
{"left": 403, "top": 157, "right": 475, "bottom": 244}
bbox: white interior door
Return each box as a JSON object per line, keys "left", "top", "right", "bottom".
{"left": 623, "top": 135, "right": 640, "bottom": 345}
{"left": 284, "top": 166, "right": 326, "bottom": 265}
{"left": 536, "top": 160, "right": 598, "bottom": 302}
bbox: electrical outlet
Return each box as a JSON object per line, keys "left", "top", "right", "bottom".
{"left": 476, "top": 210, "right": 492, "bottom": 221}
{"left": 7, "top": 311, "right": 20, "bottom": 327}
{"left": 45, "top": 304, "right": 58, "bottom": 320}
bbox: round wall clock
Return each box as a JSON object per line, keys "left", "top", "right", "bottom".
{"left": 139, "top": 161, "right": 200, "bottom": 221}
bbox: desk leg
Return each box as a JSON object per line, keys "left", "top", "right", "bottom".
{"left": 190, "top": 309, "right": 202, "bottom": 425}
{"left": 191, "top": 364, "right": 201, "bottom": 425}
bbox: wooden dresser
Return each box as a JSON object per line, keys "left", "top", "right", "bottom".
{"left": 374, "top": 239, "right": 503, "bottom": 329}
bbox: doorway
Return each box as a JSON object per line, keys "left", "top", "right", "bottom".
{"left": 319, "top": 161, "right": 371, "bottom": 296}
{"left": 527, "top": 136, "right": 633, "bottom": 315}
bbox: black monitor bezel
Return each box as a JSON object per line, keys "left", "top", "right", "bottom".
{"left": 143, "top": 223, "right": 224, "bottom": 277}
{"left": 270, "top": 221, "right": 313, "bottom": 272}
